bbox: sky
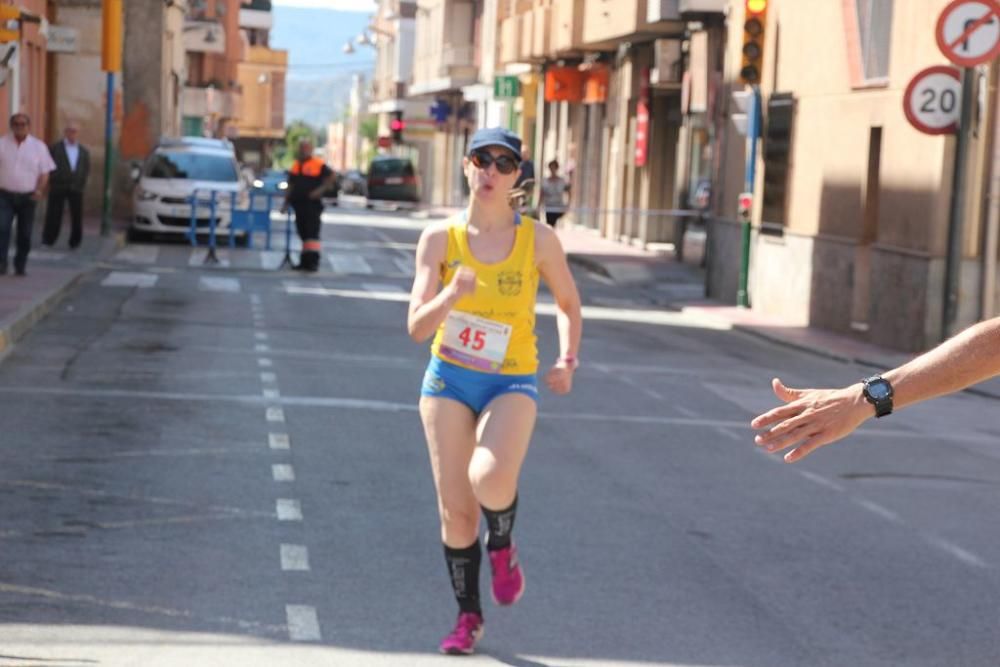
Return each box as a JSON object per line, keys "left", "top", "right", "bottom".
{"left": 271, "top": 0, "right": 376, "bottom": 11}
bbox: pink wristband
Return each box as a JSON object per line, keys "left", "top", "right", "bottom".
{"left": 558, "top": 355, "right": 579, "bottom": 369}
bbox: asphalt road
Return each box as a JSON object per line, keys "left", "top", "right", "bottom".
{"left": 0, "top": 206, "right": 998, "bottom": 666}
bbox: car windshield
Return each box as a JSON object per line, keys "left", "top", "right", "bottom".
{"left": 145, "top": 151, "right": 239, "bottom": 182}
{"left": 370, "top": 160, "right": 414, "bottom": 178}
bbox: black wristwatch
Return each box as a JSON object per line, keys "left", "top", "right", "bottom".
{"left": 862, "top": 375, "right": 894, "bottom": 418}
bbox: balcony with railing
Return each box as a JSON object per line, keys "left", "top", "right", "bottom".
{"left": 409, "top": 0, "right": 478, "bottom": 96}
{"left": 580, "top": 0, "right": 683, "bottom": 50}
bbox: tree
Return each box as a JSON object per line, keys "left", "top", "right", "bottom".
{"left": 276, "top": 120, "right": 317, "bottom": 169}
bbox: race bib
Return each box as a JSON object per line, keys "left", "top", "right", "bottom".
{"left": 439, "top": 311, "right": 512, "bottom": 373}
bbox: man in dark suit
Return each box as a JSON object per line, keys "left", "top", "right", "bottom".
{"left": 43, "top": 121, "right": 89, "bottom": 249}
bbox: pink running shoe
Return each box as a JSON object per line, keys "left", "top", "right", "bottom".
{"left": 488, "top": 543, "right": 526, "bottom": 606}
{"left": 439, "top": 611, "right": 484, "bottom": 655}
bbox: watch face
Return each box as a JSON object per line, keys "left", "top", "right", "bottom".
{"left": 867, "top": 381, "right": 891, "bottom": 400}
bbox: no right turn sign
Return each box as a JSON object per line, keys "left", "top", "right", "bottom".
{"left": 936, "top": 0, "right": 1000, "bottom": 67}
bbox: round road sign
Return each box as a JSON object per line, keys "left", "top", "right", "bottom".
{"left": 903, "top": 65, "right": 962, "bottom": 135}
{"left": 936, "top": 0, "right": 1000, "bottom": 67}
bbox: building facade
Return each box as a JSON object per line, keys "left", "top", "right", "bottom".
{"left": 709, "top": 0, "right": 996, "bottom": 352}
{"left": 408, "top": 0, "right": 480, "bottom": 206}
{"left": 233, "top": 0, "right": 287, "bottom": 169}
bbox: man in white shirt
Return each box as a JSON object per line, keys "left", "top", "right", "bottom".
{"left": 0, "top": 113, "right": 56, "bottom": 276}
{"left": 43, "top": 120, "right": 90, "bottom": 249}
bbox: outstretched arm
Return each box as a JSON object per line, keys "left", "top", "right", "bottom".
{"left": 751, "top": 316, "right": 1000, "bottom": 463}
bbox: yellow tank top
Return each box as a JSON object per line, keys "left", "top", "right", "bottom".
{"left": 431, "top": 213, "right": 539, "bottom": 375}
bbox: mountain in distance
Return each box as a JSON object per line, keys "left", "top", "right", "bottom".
{"left": 270, "top": 5, "right": 376, "bottom": 131}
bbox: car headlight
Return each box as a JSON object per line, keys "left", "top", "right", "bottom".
{"left": 253, "top": 179, "right": 264, "bottom": 189}
{"left": 278, "top": 181, "right": 288, "bottom": 190}
{"left": 136, "top": 187, "right": 158, "bottom": 202}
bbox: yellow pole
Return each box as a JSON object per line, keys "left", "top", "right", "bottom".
{"left": 101, "top": 0, "right": 122, "bottom": 73}
{"left": 101, "top": 0, "right": 122, "bottom": 235}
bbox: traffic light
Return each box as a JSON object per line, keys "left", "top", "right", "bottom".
{"left": 0, "top": 5, "right": 20, "bottom": 43}
{"left": 740, "top": 0, "right": 767, "bottom": 85}
{"left": 389, "top": 111, "right": 405, "bottom": 143}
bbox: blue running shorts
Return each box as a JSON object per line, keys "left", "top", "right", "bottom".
{"left": 421, "top": 356, "right": 538, "bottom": 414}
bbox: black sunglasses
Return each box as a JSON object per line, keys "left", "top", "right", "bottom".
{"left": 469, "top": 150, "right": 520, "bottom": 175}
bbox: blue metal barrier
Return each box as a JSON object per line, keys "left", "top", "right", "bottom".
{"left": 227, "top": 191, "right": 274, "bottom": 249}
{"left": 278, "top": 208, "right": 295, "bottom": 269}
{"left": 185, "top": 188, "right": 293, "bottom": 269}
{"left": 186, "top": 189, "right": 222, "bottom": 265}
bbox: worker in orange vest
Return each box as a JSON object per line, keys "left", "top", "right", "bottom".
{"left": 282, "top": 139, "right": 336, "bottom": 272}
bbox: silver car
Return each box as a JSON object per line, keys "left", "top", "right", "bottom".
{"left": 130, "top": 138, "right": 248, "bottom": 241}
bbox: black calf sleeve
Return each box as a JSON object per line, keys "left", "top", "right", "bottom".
{"left": 443, "top": 541, "right": 482, "bottom": 615}
{"left": 482, "top": 494, "right": 518, "bottom": 551}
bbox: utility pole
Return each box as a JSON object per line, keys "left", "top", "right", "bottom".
{"left": 101, "top": 0, "right": 122, "bottom": 237}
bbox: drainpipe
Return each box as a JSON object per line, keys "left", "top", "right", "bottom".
{"left": 983, "top": 64, "right": 1000, "bottom": 319}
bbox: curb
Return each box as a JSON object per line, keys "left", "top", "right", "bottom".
{"left": 567, "top": 253, "right": 613, "bottom": 280}
{"left": 0, "top": 229, "right": 126, "bottom": 361}
{"left": 0, "top": 270, "right": 86, "bottom": 358}
{"left": 691, "top": 311, "right": 1000, "bottom": 403}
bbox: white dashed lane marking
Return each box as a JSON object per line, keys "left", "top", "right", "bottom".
{"left": 266, "top": 407, "right": 285, "bottom": 423}
{"left": 101, "top": 272, "right": 159, "bottom": 288}
{"left": 268, "top": 433, "right": 290, "bottom": 450}
{"left": 286, "top": 605, "right": 321, "bottom": 642}
{"left": 276, "top": 499, "right": 303, "bottom": 521}
{"left": 260, "top": 372, "right": 278, "bottom": 384}
{"left": 273, "top": 464, "right": 295, "bottom": 482}
{"left": 328, "top": 252, "right": 373, "bottom": 275}
{"left": 280, "top": 544, "right": 311, "bottom": 571}
{"left": 199, "top": 276, "right": 242, "bottom": 292}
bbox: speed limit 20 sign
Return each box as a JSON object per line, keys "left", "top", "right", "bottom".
{"left": 903, "top": 65, "right": 962, "bottom": 135}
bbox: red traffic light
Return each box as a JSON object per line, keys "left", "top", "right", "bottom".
{"left": 390, "top": 119, "right": 405, "bottom": 132}
{"left": 738, "top": 192, "right": 753, "bottom": 212}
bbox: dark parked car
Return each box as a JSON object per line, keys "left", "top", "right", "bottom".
{"left": 366, "top": 156, "right": 419, "bottom": 207}
{"left": 339, "top": 169, "right": 367, "bottom": 196}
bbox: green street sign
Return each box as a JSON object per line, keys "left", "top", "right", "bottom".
{"left": 494, "top": 75, "right": 520, "bottom": 99}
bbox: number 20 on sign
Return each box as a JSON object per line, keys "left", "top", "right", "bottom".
{"left": 903, "top": 65, "right": 962, "bottom": 135}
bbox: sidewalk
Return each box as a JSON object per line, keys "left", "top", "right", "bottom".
{"left": 553, "top": 222, "right": 1000, "bottom": 402}
{"left": 0, "top": 216, "right": 124, "bottom": 357}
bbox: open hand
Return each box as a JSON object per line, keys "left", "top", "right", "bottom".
{"left": 751, "top": 378, "right": 872, "bottom": 463}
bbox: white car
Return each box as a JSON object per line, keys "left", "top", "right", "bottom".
{"left": 130, "top": 138, "right": 248, "bottom": 241}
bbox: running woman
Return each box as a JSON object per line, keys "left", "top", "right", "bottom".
{"left": 407, "top": 128, "right": 583, "bottom": 655}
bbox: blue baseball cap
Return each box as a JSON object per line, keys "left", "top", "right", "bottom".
{"left": 467, "top": 127, "right": 522, "bottom": 161}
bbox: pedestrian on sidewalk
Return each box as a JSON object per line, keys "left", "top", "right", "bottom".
{"left": 0, "top": 113, "right": 56, "bottom": 276}
{"left": 281, "top": 139, "right": 334, "bottom": 272}
{"left": 540, "top": 160, "right": 569, "bottom": 228}
{"left": 751, "top": 316, "right": 1000, "bottom": 463}
{"left": 407, "top": 127, "right": 583, "bottom": 656}
{"left": 42, "top": 120, "right": 90, "bottom": 250}
{"left": 514, "top": 145, "right": 535, "bottom": 203}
